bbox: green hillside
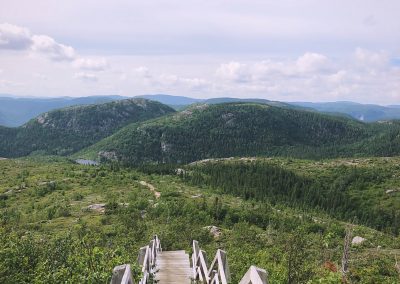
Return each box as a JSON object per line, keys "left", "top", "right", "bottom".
{"left": 79, "top": 103, "right": 400, "bottom": 164}
{"left": 0, "top": 156, "right": 399, "bottom": 283}
{"left": 184, "top": 157, "right": 400, "bottom": 235}
{"left": 0, "top": 99, "right": 175, "bottom": 157}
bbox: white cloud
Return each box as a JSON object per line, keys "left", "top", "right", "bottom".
{"left": 0, "top": 23, "right": 32, "bottom": 50}
{"left": 31, "top": 35, "right": 75, "bottom": 61}
{"left": 211, "top": 49, "right": 399, "bottom": 103}
{"left": 216, "top": 62, "right": 250, "bottom": 82}
{"left": 296, "top": 53, "right": 331, "bottom": 73}
{"left": 216, "top": 53, "right": 334, "bottom": 84}
{"left": 0, "top": 23, "right": 76, "bottom": 62}
{"left": 73, "top": 57, "right": 108, "bottom": 71}
{"left": 134, "top": 66, "right": 152, "bottom": 79}
{"left": 74, "top": 72, "right": 98, "bottom": 82}
{"left": 158, "top": 74, "right": 208, "bottom": 90}
{"left": 326, "top": 70, "right": 348, "bottom": 84}
{"left": 131, "top": 66, "right": 210, "bottom": 92}
{"left": 354, "top": 48, "right": 389, "bottom": 68}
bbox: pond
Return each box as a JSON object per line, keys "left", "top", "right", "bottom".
{"left": 75, "top": 159, "right": 99, "bottom": 166}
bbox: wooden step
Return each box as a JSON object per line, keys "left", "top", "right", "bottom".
{"left": 155, "top": 250, "right": 192, "bottom": 284}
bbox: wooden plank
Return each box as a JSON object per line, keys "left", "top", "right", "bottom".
{"left": 155, "top": 250, "right": 192, "bottom": 284}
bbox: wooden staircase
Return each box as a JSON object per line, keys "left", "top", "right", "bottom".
{"left": 110, "top": 235, "right": 268, "bottom": 284}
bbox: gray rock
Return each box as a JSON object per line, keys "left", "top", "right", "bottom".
{"left": 87, "top": 203, "right": 106, "bottom": 213}
{"left": 204, "top": 225, "right": 222, "bottom": 238}
{"left": 352, "top": 236, "right": 366, "bottom": 245}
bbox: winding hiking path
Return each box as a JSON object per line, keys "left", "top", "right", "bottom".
{"left": 139, "top": 181, "right": 161, "bottom": 199}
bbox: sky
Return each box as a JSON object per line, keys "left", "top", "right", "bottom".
{"left": 0, "top": 0, "right": 399, "bottom": 104}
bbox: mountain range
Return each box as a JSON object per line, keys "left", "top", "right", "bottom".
{"left": 1, "top": 95, "right": 400, "bottom": 163}
{"left": 2, "top": 94, "right": 400, "bottom": 127}
{"left": 292, "top": 101, "right": 400, "bottom": 122}
{"left": 139, "top": 95, "right": 400, "bottom": 122}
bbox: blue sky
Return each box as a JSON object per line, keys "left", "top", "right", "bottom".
{"left": 0, "top": 0, "right": 399, "bottom": 104}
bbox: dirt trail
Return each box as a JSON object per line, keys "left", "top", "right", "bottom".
{"left": 139, "top": 181, "right": 161, "bottom": 199}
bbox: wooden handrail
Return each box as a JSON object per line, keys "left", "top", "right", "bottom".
{"left": 111, "top": 235, "right": 161, "bottom": 284}
{"left": 192, "top": 240, "right": 230, "bottom": 284}
{"left": 192, "top": 240, "right": 267, "bottom": 284}
{"left": 110, "top": 264, "right": 133, "bottom": 284}
{"left": 138, "top": 235, "right": 162, "bottom": 284}
{"left": 192, "top": 240, "right": 210, "bottom": 282}
{"left": 121, "top": 264, "right": 134, "bottom": 284}
{"left": 208, "top": 249, "right": 230, "bottom": 284}
{"left": 238, "top": 265, "right": 268, "bottom": 284}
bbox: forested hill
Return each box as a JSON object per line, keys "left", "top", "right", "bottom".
{"left": 79, "top": 102, "right": 400, "bottom": 164}
{"left": 0, "top": 98, "right": 175, "bottom": 157}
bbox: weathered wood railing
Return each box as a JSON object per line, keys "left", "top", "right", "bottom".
{"left": 192, "top": 240, "right": 268, "bottom": 284}
{"left": 137, "top": 235, "right": 161, "bottom": 283}
{"left": 110, "top": 264, "right": 134, "bottom": 284}
{"left": 192, "top": 240, "right": 230, "bottom": 284}
{"left": 110, "top": 235, "right": 161, "bottom": 284}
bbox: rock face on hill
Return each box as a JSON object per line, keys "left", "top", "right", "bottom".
{"left": 0, "top": 98, "right": 175, "bottom": 157}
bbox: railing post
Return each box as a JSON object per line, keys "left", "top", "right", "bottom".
{"left": 110, "top": 264, "right": 133, "bottom": 284}
{"left": 192, "top": 240, "right": 200, "bottom": 280}
{"left": 112, "top": 235, "right": 161, "bottom": 284}
{"left": 238, "top": 265, "right": 268, "bottom": 284}
{"left": 216, "top": 249, "right": 230, "bottom": 284}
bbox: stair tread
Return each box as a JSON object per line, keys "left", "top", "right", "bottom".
{"left": 155, "top": 250, "right": 192, "bottom": 284}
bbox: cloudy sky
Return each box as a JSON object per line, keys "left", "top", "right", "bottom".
{"left": 0, "top": 0, "right": 399, "bottom": 104}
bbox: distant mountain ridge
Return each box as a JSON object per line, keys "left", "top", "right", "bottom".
{"left": 1, "top": 94, "right": 400, "bottom": 126}
{"left": 0, "top": 98, "right": 175, "bottom": 157}
{"left": 136, "top": 94, "right": 304, "bottom": 110}
{"left": 291, "top": 101, "right": 400, "bottom": 122}
{"left": 135, "top": 95, "right": 400, "bottom": 121}
{"left": 0, "top": 95, "right": 126, "bottom": 127}
{"left": 136, "top": 94, "right": 202, "bottom": 105}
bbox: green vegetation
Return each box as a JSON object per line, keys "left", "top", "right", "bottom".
{"left": 184, "top": 158, "right": 400, "bottom": 234}
{"left": 1, "top": 156, "right": 399, "bottom": 283}
{"left": 0, "top": 99, "right": 175, "bottom": 157}
{"left": 79, "top": 103, "right": 400, "bottom": 164}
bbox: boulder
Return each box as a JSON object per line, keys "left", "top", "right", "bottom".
{"left": 204, "top": 225, "right": 222, "bottom": 238}
{"left": 351, "top": 236, "right": 366, "bottom": 245}
{"left": 87, "top": 203, "right": 106, "bottom": 213}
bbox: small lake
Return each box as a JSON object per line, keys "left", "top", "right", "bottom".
{"left": 75, "top": 159, "right": 99, "bottom": 166}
